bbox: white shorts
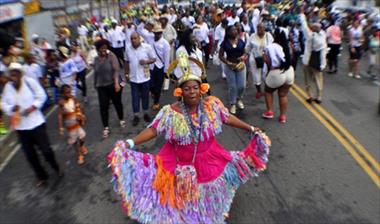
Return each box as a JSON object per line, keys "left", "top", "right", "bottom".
{"left": 265, "top": 66, "right": 295, "bottom": 89}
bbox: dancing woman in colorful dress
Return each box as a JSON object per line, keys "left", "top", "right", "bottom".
{"left": 108, "top": 55, "right": 271, "bottom": 223}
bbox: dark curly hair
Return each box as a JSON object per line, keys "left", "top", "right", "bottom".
{"left": 94, "top": 39, "right": 110, "bottom": 51}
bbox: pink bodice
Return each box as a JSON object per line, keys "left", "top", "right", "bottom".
{"left": 158, "top": 137, "right": 232, "bottom": 183}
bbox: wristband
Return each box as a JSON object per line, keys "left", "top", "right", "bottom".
{"left": 126, "top": 139, "right": 135, "bottom": 148}
{"left": 250, "top": 126, "right": 255, "bottom": 133}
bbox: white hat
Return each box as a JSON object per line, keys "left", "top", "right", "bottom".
{"left": 111, "top": 19, "right": 118, "bottom": 24}
{"left": 8, "top": 62, "right": 24, "bottom": 74}
{"left": 31, "top": 34, "right": 39, "bottom": 40}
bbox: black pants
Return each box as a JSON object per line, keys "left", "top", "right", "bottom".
{"left": 201, "top": 43, "right": 210, "bottom": 66}
{"left": 150, "top": 66, "right": 165, "bottom": 104}
{"left": 292, "top": 51, "right": 301, "bottom": 71}
{"left": 110, "top": 47, "right": 125, "bottom": 67}
{"left": 97, "top": 84, "right": 124, "bottom": 127}
{"left": 76, "top": 69, "right": 87, "bottom": 97}
{"left": 17, "top": 123, "right": 60, "bottom": 180}
{"left": 327, "top": 44, "right": 341, "bottom": 71}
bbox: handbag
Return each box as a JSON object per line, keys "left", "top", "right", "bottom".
{"left": 308, "top": 33, "right": 321, "bottom": 71}
{"left": 175, "top": 101, "right": 204, "bottom": 204}
{"left": 234, "top": 61, "right": 246, "bottom": 71}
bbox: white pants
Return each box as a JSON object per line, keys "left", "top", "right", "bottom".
{"left": 249, "top": 58, "right": 268, "bottom": 86}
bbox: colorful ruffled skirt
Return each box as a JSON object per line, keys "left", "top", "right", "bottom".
{"left": 108, "top": 133, "right": 270, "bottom": 224}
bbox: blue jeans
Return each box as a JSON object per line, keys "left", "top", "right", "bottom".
{"left": 224, "top": 64, "right": 246, "bottom": 105}
{"left": 130, "top": 81, "right": 150, "bottom": 114}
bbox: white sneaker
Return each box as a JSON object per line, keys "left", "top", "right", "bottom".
{"left": 348, "top": 72, "right": 353, "bottom": 77}
{"left": 237, "top": 100, "right": 245, "bottom": 110}
{"left": 230, "top": 105, "right": 237, "bottom": 114}
{"left": 120, "top": 120, "right": 126, "bottom": 128}
{"left": 354, "top": 74, "right": 361, "bottom": 79}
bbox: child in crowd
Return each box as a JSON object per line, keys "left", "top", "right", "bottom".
{"left": 58, "top": 85, "right": 88, "bottom": 165}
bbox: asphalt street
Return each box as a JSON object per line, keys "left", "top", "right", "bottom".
{"left": 0, "top": 51, "right": 379, "bottom": 224}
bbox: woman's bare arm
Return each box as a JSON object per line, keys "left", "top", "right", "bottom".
{"left": 225, "top": 114, "right": 261, "bottom": 132}
{"left": 125, "top": 127, "right": 158, "bottom": 148}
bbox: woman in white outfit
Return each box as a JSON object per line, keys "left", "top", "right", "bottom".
{"left": 262, "top": 28, "right": 294, "bottom": 124}
{"left": 246, "top": 23, "right": 273, "bottom": 99}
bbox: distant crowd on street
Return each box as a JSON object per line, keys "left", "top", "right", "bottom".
{"left": 0, "top": 0, "right": 379, "bottom": 186}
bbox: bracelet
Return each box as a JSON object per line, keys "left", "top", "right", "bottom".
{"left": 126, "top": 139, "right": 135, "bottom": 148}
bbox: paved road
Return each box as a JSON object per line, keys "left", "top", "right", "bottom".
{"left": 0, "top": 52, "right": 379, "bottom": 224}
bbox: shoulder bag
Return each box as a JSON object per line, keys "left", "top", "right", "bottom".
{"left": 308, "top": 33, "right": 322, "bottom": 71}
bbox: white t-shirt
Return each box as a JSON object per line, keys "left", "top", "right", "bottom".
{"left": 124, "top": 43, "right": 156, "bottom": 83}
{"left": 109, "top": 26, "right": 125, "bottom": 48}
{"left": 23, "top": 63, "right": 42, "bottom": 82}
{"left": 72, "top": 51, "right": 87, "bottom": 72}
{"left": 169, "top": 14, "right": 177, "bottom": 24}
{"left": 214, "top": 24, "right": 225, "bottom": 47}
{"left": 181, "top": 16, "right": 195, "bottom": 28}
{"left": 349, "top": 27, "right": 363, "bottom": 47}
{"left": 193, "top": 23, "right": 210, "bottom": 44}
{"left": 140, "top": 28, "right": 154, "bottom": 46}
{"left": 59, "top": 59, "right": 78, "bottom": 85}
{"left": 265, "top": 43, "right": 285, "bottom": 68}
{"left": 175, "top": 46, "right": 203, "bottom": 79}
{"left": 227, "top": 16, "right": 240, "bottom": 26}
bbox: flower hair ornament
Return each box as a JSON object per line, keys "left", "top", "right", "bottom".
{"left": 165, "top": 52, "right": 209, "bottom": 97}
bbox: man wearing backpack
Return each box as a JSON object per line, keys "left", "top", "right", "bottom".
{"left": 1, "top": 63, "right": 63, "bottom": 187}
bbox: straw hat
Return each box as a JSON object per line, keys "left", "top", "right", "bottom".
{"left": 216, "top": 8, "right": 224, "bottom": 15}
{"left": 8, "top": 62, "right": 24, "bottom": 75}
{"left": 58, "top": 46, "right": 70, "bottom": 58}
{"left": 152, "top": 23, "right": 163, "bottom": 33}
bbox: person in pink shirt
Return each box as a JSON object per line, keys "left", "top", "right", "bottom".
{"left": 326, "top": 19, "right": 342, "bottom": 74}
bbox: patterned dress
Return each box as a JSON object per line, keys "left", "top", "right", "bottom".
{"left": 108, "top": 96, "right": 270, "bottom": 223}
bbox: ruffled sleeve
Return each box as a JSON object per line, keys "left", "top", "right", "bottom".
{"left": 205, "top": 96, "right": 230, "bottom": 124}
{"left": 148, "top": 105, "right": 191, "bottom": 144}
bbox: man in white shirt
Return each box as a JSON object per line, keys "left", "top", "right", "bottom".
{"left": 124, "top": 19, "right": 136, "bottom": 47}
{"left": 124, "top": 32, "right": 156, "bottom": 126}
{"left": 150, "top": 24, "right": 170, "bottom": 111}
{"left": 23, "top": 53, "right": 43, "bottom": 84}
{"left": 227, "top": 10, "right": 240, "bottom": 26}
{"left": 77, "top": 24, "right": 89, "bottom": 51}
{"left": 299, "top": 11, "right": 327, "bottom": 104}
{"left": 140, "top": 20, "right": 155, "bottom": 46}
{"left": 1, "top": 63, "right": 62, "bottom": 187}
{"left": 108, "top": 19, "right": 125, "bottom": 66}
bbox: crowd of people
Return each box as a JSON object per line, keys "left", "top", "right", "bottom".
{"left": 0, "top": 0, "right": 379, "bottom": 222}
